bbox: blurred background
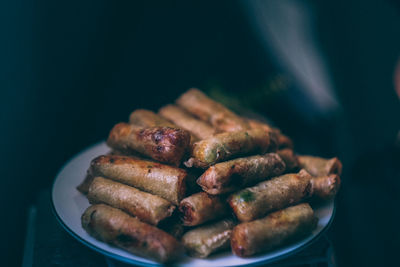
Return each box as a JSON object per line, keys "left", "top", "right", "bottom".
{"left": 1, "top": 0, "right": 399, "bottom": 266}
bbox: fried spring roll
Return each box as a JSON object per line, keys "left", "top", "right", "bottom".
{"left": 129, "top": 109, "right": 176, "bottom": 128}
{"left": 277, "top": 149, "right": 300, "bottom": 172}
{"left": 81, "top": 204, "right": 183, "bottom": 263}
{"left": 231, "top": 203, "right": 318, "bottom": 257}
{"left": 179, "top": 192, "right": 229, "bottom": 226}
{"left": 89, "top": 155, "right": 186, "bottom": 204}
{"left": 228, "top": 170, "right": 312, "bottom": 222}
{"left": 159, "top": 104, "right": 215, "bottom": 139}
{"left": 298, "top": 155, "right": 343, "bottom": 177}
{"left": 185, "top": 128, "right": 271, "bottom": 168}
{"left": 197, "top": 153, "right": 286, "bottom": 195}
{"left": 182, "top": 219, "right": 235, "bottom": 258}
{"left": 107, "top": 123, "right": 190, "bottom": 166}
{"left": 129, "top": 109, "right": 198, "bottom": 144}
{"left": 176, "top": 88, "right": 249, "bottom": 132}
{"left": 311, "top": 174, "right": 341, "bottom": 200}
{"left": 87, "top": 177, "right": 175, "bottom": 225}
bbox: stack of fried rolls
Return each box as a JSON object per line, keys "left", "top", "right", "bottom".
{"left": 77, "top": 88, "right": 342, "bottom": 262}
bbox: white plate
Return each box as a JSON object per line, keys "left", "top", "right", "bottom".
{"left": 51, "top": 141, "right": 335, "bottom": 267}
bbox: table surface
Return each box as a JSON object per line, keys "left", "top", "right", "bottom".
{"left": 22, "top": 189, "right": 337, "bottom": 267}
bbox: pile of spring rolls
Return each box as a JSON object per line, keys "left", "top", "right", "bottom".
{"left": 77, "top": 88, "right": 342, "bottom": 263}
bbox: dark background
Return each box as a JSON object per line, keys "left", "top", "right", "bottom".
{"left": 1, "top": 0, "right": 399, "bottom": 266}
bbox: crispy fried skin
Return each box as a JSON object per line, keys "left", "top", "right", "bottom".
{"left": 107, "top": 123, "right": 190, "bottom": 166}
{"left": 311, "top": 174, "right": 341, "bottom": 200}
{"left": 159, "top": 104, "right": 215, "bottom": 139}
{"left": 87, "top": 177, "right": 175, "bottom": 225}
{"left": 231, "top": 203, "right": 317, "bottom": 257}
{"left": 277, "top": 149, "right": 300, "bottom": 172}
{"left": 182, "top": 219, "right": 235, "bottom": 258}
{"left": 197, "top": 153, "right": 286, "bottom": 195}
{"left": 81, "top": 204, "right": 183, "bottom": 263}
{"left": 228, "top": 170, "right": 313, "bottom": 222}
{"left": 185, "top": 128, "right": 271, "bottom": 168}
{"left": 298, "top": 155, "right": 342, "bottom": 177}
{"left": 129, "top": 109, "right": 176, "bottom": 128}
{"left": 179, "top": 192, "right": 229, "bottom": 226}
{"left": 89, "top": 155, "right": 186, "bottom": 204}
{"left": 176, "top": 88, "right": 249, "bottom": 132}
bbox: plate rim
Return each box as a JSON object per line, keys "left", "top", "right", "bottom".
{"left": 51, "top": 141, "right": 337, "bottom": 267}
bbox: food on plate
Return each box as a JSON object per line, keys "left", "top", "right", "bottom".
{"left": 176, "top": 88, "right": 249, "bottom": 132}
{"left": 129, "top": 109, "right": 176, "bottom": 128}
{"left": 159, "top": 104, "right": 215, "bottom": 139}
{"left": 179, "top": 192, "right": 229, "bottom": 226}
{"left": 311, "top": 174, "right": 341, "bottom": 200}
{"left": 184, "top": 128, "right": 271, "bottom": 168}
{"left": 231, "top": 203, "right": 318, "bottom": 257}
{"left": 228, "top": 169, "right": 313, "bottom": 222}
{"left": 196, "top": 153, "right": 286, "bottom": 195}
{"left": 277, "top": 148, "right": 300, "bottom": 172}
{"left": 74, "top": 88, "right": 341, "bottom": 262}
{"left": 107, "top": 123, "right": 190, "bottom": 166}
{"left": 87, "top": 177, "right": 175, "bottom": 225}
{"left": 88, "top": 155, "right": 186, "bottom": 205}
{"left": 181, "top": 219, "right": 235, "bottom": 258}
{"left": 298, "top": 155, "right": 343, "bottom": 177}
{"left": 81, "top": 204, "right": 183, "bottom": 263}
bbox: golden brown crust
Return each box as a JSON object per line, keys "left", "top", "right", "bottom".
{"left": 182, "top": 219, "right": 235, "bottom": 258}
{"left": 311, "top": 174, "right": 341, "bottom": 200}
{"left": 231, "top": 203, "right": 317, "bottom": 257}
{"left": 179, "top": 192, "right": 229, "bottom": 226}
{"left": 87, "top": 177, "right": 175, "bottom": 225}
{"left": 81, "top": 204, "right": 183, "bottom": 263}
{"left": 129, "top": 109, "right": 176, "bottom": 128}
{"left": 228, "top": 170, "right": 313, "bottom": 222}
{"left": 176, "top": 88, "right": 250, "bottom": 132}
{"left": 277, "top": 149, "right": 300, "bottom": 172}
{"left": 107, "top": 123, "right": 191, "bottom": 166}
{"left": 185, "top": 128, "right": 271, "bottom": 169}
{"left": 197, "top": 153, "right": 286, "bottom": 195}
{"left": 298, "top": 155, "right": 343, "bottom": 177}
{"left": 89, "top": 155, "right": 187, "bottom": 204}
{"left": 159, "top": 104, "right": 215, "bottom": 139}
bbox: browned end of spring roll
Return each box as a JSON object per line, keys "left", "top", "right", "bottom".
{"left": 231, "top": 203, "right": 318, "bottom": 257}
{"left": 277, "top": 148, "right": 300, "bottom": 172}
{"left": 228, "top": 169, "right": 313, "bottom": 222}
{"left": 179, "top": 192, "right": 229, "bottom": 226}
{"left": 107, "top": 123, "right": 191, "bottom": 166}
{"left": 298, "top": 155, "right": 343, "bottom": 177}
{"left": 159, "top": 104, "right": 215, "bottom": 140}
{"left": 197, "top": 153, "right": 286, "bottom": 195}
{"left": 89, "top": 155, "right": 186, "bottom": 205}
{"left": 176, "top": 88, "right": 250, "bottom": 132}
{"left": 182, "top": 219, "right": 235, "bottom": 258}
{"left": 77, "top": 173, "right": 95, "bottom": 195}
{"left": 87, "top": 177, "right": 175, "bottom": 225}
{"left": 129, "top": 109, "right": 176, "bottom": 128}
{"left": 311, "top": 174, "right": 341, "bottom": 200}
{"left": 81, "top": 204, "right": 183, "bottom": 263}
{"left": 185, "top": 128, "right": 271, "bottom": 169}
